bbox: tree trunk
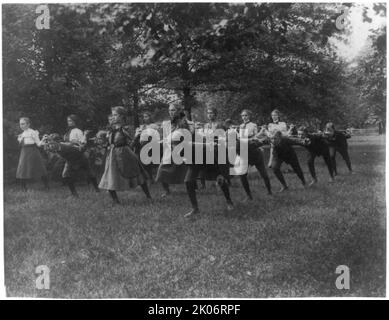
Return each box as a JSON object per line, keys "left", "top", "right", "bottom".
{"left": 267, "top": 14, "right": 276, "bottom": 113}
{"left": 181, "top": 54, "right": 192, "bottom": 120}
{"left": 132, "top": 90, "right": 140, "bottom": 128}
{"left": 183, "top": 86, "right": 192, "bottom": 120}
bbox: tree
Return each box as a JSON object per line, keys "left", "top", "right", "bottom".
{"left": 351, "top": 26, "right": 386, "bottom": 126}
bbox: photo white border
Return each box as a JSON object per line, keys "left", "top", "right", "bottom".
{"left": 0, "top": 0, "right": 387, "bottom": 301}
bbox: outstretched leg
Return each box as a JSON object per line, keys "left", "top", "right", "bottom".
{"left": 184, "top": 180, "right": 199, "bottom": 218}
{"left": 239, "top": 174, "right": 253, "bottom": 200}
{"left": 200, "top": 177, "right": 206, "bottom": 189}
{"left": 41, "top": 176, "right": 49, "bottom": 190}
{"left": 145, "top": 165, "right": 154, "bottom": 182}
{"left": 268, "top": 145, "right": 274, "bottom": 168}
{"left": 253, "top": 152, "right": 272, "bottom": 194}
{"left": 161, "top": 182, "right": 170, "bottom": 197}
{"left": 322, "top": 150, "right": 335, "bottom": 181}
{"left": 329, "top": 146, "right": 337, "bottom": 176}
{"left": 62, "top": 162, "right": 78, "bottom": 197}
{"left": 83, "top": 159, "right": 100, "bottom": 192}
{"left": 63, "top": 177, "right": 78, "bottom": 197}
{"left": 20, "top": 179, "right": 27, "bottom": 192}
{"left": 272, "top": 157, "right": 288, "bottom": 192}
{"left": 217, "top": 176, "right": 234, "bottom": 209}
{"left": 87, "top": 176, "right": 100, "bottom": 192}
{"left": 307, "top": 152, "right": 317, "bottom": 185}
{"left": 288, "top": 152, "right": 306, "bottom": 186}
{"left": 109, "top": 190, "right": 120, "bottom": 204}
{"left": 140, "top": 182, "right": 152, "bottom": 199}
{"left": 337, "top": 146, "right": 352, "bottom": 173}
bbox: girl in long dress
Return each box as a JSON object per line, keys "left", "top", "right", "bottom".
{"left": 60, "top": 114, "right": 99, "bottom": 195}
{"left": 133, "top": 111, "right": 160, "bottom": 181}
{"left": 98, "top": 106, "right": 151, "bottom": 204}
{"left": 297, "top": 126, "right": 334, "bottom": 185}
{"left": 269, "top": 131, "right": 307, "bottom": 192}
{"left": 324, "top": 122, "right": 352, "bottom": 175}
{"left": 16, "top": 117, "right": 49, "bottom": 191}
{"left": 156, "top": 105, "right": 234, "bottom": 218}
{"left": 266, "top": 109, "right": 288, "bottom": 168}
{"left": 44, "top": 133, "right": 100, "bottom": 197}
{"left": 155, "top": 105, "right": 191, "bottom": 196}
{"left": 49, "top": 114, "right": 85, "bottom": 182}
{"left": 238, "top": 109, "right": 272, "bottom": 201}
{"left": 64, "top": 114, "right": 86, "bottom": 145}
{"left": 183, "top": 106, "right": 234, "bottom": 217}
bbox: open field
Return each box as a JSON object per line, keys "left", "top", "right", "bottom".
{"left": 4, "top": 135, "right": 386, "bottom": 298}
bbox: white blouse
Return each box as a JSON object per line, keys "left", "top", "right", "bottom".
{"left": 67, "top": 128, "right": 86, "bottom": 144}
{"left": 18, "top": 128, "right": 42, "bottom": 146}
{"left": 267, "top": 122, "right": 288, "bottom": 136}
{"left": 240, "top": 122, "right": 258, "bottom": 138}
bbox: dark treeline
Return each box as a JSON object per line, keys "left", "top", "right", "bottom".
{"left": 2, "top": 3, "right": 386, "bottom": 181}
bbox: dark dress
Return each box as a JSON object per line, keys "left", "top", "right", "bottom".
{"left": 132, "top": 123, "right": 160, "bottom": 180}
{"left": 61, "top": 128, "right": 87, "bottom": 179}
{"left": 16, "top": 131, "right": 47, "bottom": 180}
{"left": 46, "top": 152, "right": 66, "bottom": 181}
{"left": 99, "top": 125, "right": 147, "bottom": 191}
{"left": 325, "top": 130, "right": 352, "bottom": 174}
{"left": 185, "top": 121, "right": 234, "bottom": 207}
{"left": 271, "top": 137, "right": 307, "bottom": 185}
{"left": 272, "top": 137, "right": 305, "bottom": 168}
{"left": 186, "top": 141, "right": 231, "bottom": 183}
{"left": 155, "top": 119, "right": 192, "bottom": 184}
{"left": 303, "top": 133, "right": 334, "bottom": 179}
{"left": 16, "top": 144, "right": 48, "bottom": 179}
{"left": 56, "top": 143, "right": 95, "bottom": 180}
{"left": 191, "top": 121, "right": 231, "bottom": 182}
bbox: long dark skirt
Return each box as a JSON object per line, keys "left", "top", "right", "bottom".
{"left": 188, "top": 163, "right": 230, "bottom": 182}
{"left": 156, "top": 163, "right": 189, "bottom": 184}
{"left": 155, "top": 141, "right": 189, "bottom": 184}
{"left": 187, "top": 143, "right": 232, "bottom": 182}
{"left": 62, "top": 154, "right": 94, "bottom": 179}
{"left": 16, "top": 145, "right": 47, "bottom": 179}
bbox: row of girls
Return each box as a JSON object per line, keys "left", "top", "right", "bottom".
{"left": 16, "top": 115, "right": 85, "bottom": 191}
{"left": 16, "top": 106, "right": 352, "bottom": 217}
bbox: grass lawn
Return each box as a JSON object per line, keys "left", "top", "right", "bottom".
{"left": 3, "top": 135, "right": 386, "bottom": 298}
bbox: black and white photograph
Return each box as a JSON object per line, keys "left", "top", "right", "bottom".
{"left": 1, "top": 1, "right": 387, "bottom": 300}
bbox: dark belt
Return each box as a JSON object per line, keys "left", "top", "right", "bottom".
{"left": 22, "top": 144, "right": 38, "bottom": 148}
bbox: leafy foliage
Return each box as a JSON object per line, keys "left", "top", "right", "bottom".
{"left": 2, "top": 3, "right": 386, "bottom": 179}
{"left": 349, "top": 27, "right": 386, "bottom": 126}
